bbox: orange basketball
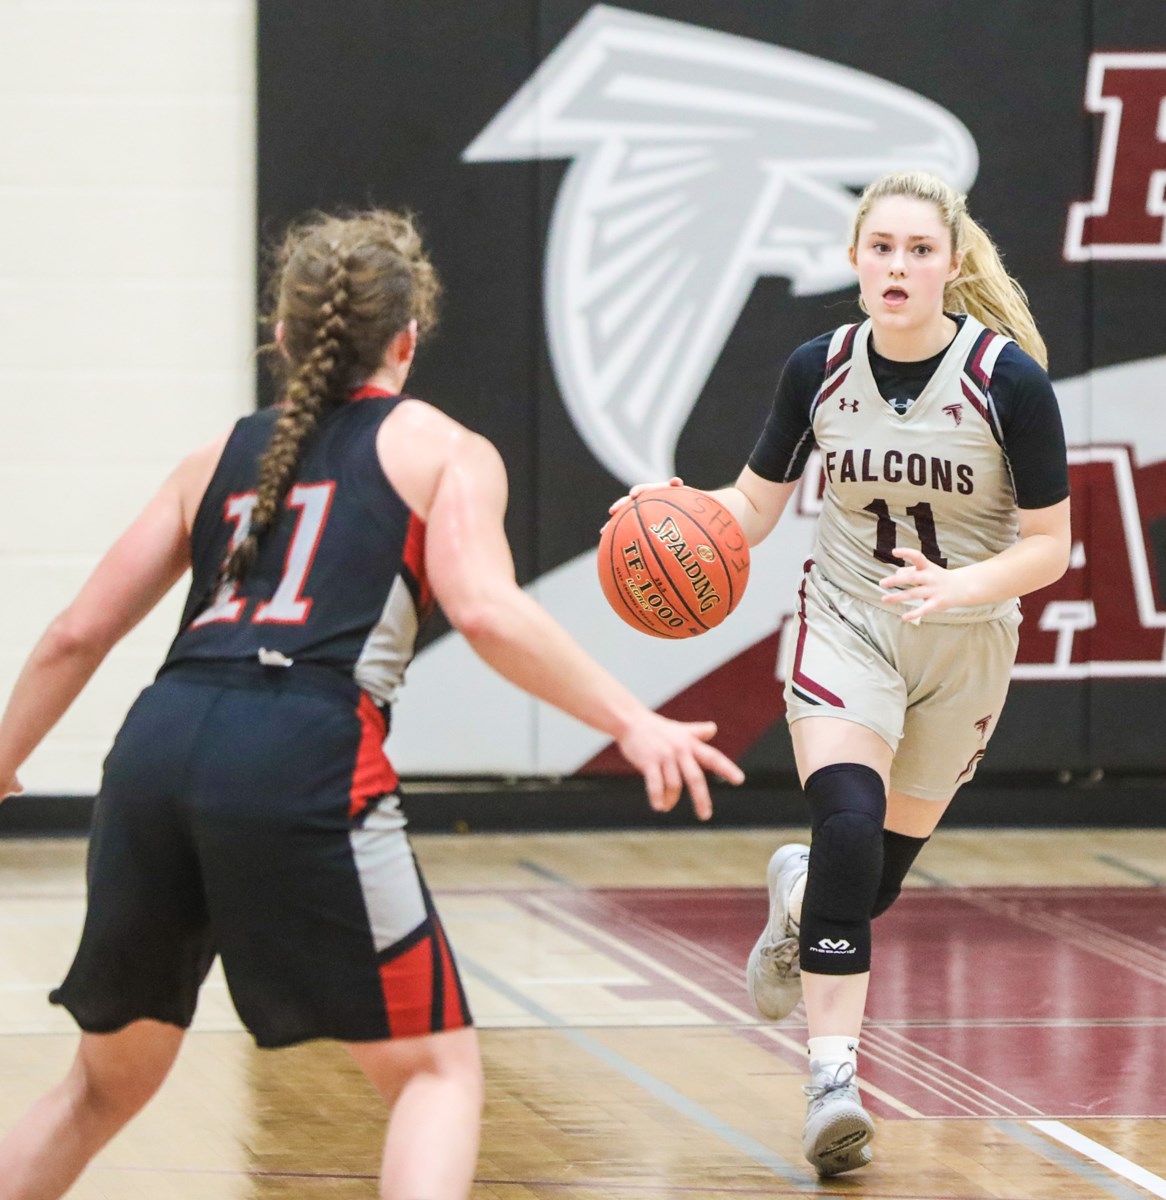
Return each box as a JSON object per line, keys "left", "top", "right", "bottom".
{"left": 597, "top": 486, "right": 750, "bottom": 639}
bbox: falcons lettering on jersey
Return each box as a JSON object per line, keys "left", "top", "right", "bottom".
{"left": 1065, "top": 53, "right": 1166, "bottom": 260}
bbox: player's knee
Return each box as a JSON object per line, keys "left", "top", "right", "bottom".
{"left": 350, "top": 1027, "right": 482, "bottom": 1109}
{"left": 799, "top": 763, "right": 886, "bottom": 975}
{"left": 71, "top": 1048, "right": 171, "bottom": 1125}
{"left": 870, "top": 880, "right": 901, "bottom": 919}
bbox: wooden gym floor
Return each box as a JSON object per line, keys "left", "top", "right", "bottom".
{"left": 1, "top": 826, "right": 1164, "bottom": 1199}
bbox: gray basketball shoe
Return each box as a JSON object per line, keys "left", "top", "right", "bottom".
{"left": 801, "top": 1061, "right": 875, "bottom": 1177}
{"left": 745, "top": 843, "right": 809, "bottom": 1020}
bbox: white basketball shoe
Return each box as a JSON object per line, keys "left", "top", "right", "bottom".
{"left": 745, "top": 843, "right": 809, "bottom": 1020}
{"left": 801, "top": 1060, "right": 875, "bottom": 1176}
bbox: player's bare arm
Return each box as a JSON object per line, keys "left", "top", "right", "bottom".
{"left": 710, "top": 467, "right": 799, "bottom": 547}
{"left": 395, "top": 422, "right": 743, "bottom": 817}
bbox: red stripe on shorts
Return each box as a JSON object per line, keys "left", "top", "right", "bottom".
{"left": 378, "top": 938, "right": 435, "bottom": 1039}
{"left": 434, "top": 918, "right": 466, "bottom": 1031}
{"left": 791, "top": 571, "right": 845, "bottom": 708}
{"left": 349, "top": 693, "right": 399, "bottom": 820}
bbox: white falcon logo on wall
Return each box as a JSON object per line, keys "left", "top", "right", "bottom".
{"left": 464, "top": 4, "right": 978, "bottom": 484}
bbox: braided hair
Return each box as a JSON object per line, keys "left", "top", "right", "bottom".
{"left": 223, "top": 210, "right": 440, "bottom": 583}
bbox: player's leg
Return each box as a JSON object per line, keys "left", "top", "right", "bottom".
{"left": 748, "top": 569, "right": 904, "bottom": 1027}
{"left": 0, "top": 1021, "right": 184, "bottom": 1200}
{"left": 786, "top": 715, "right": 893, "bottom": 1176}
{"left": 749, "top": 569, "right": 910, "bottom": 1173}
{"left": 789, "top": 714, "right": 893, "bottom": 1031}
{"left": 0, "top": 677, "right": 215, "bottom": 1198}
{"left": 792, "top": 716, "right": 892, "bottom": 1033}
{"left": 195, "top": 676, "right": 479, "bottom": 1192}
{"left": 348, "top": 1027, "right": 483, "bottom": 1200}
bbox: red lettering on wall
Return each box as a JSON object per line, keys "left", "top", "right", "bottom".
{"left": 1015, "top": 449, "right": 1166, "bottom": 675}
{"left": 1065, "top": 54, "right": 1166, "bottom": 260}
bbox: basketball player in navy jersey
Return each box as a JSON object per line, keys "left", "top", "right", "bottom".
{"left": 0, "top": 210, "right": 744, "bottom": 1200}
{"left": 612, "top": 172, "right": 1070, "bottom": 1176}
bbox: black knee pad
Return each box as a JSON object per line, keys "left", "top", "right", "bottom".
{"left": 872, "top": 830, "right": 929, "bottom": 918}
{"left": 799, "top": 763, "right": 886, "bottom": 975}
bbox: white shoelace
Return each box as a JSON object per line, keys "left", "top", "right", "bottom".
{"left": 803, "top": 1061, "right": 857, "bottom": 1102}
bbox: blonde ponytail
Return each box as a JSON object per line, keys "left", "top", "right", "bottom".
{"left": 947, "top": 214, "right": 1047, "bottom": 368}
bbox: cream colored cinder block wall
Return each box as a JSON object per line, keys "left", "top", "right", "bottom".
{"left": 0, "top": 0, "right": 256, "bottom": 793}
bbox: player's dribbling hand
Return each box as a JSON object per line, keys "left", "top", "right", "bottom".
{"left": 616, "top": 712, "right": 744, "bottom": 821}
{"left": 878, "top": 547, "right": 970, "bottom": 623}
{"left": 605, "top": 476, "right": 685, "bottom": 521}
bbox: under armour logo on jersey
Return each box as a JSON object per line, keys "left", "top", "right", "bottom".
{"left": 463, "top": 5, "right": 978, "bottom": 484}
{"left": 943, "top": 403, "right": 964, "bottom": 426}
{"left": 839, "top": 398, "right": 859, "bottom": 413}
{"left": 975, "top": 713, "right": 993, "bottom": 737}
{"left": 813, "top": 937, "right": 854, "bottom": 954}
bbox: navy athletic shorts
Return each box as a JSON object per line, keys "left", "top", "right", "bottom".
{"left": 51, "top": 660, "right": 472, "bottom": 1048}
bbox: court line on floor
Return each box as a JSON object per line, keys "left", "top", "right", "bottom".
{"left": 996, "top": 1121, "right": 1154, "bottom": 1200}
{"left": 860, "top": 1027, "right": 1041, "bottom": 1118}
{"left": 458, "top": 952, "right": 814, "bottom": 1191}
{"left": 1029, "top": 1120, "right": 1166, "bottom": 1198}
{"left": 521, "top": 894, "right": 924, "bottom": 1117}
{"left": 517, "top": 859, "right": 577, "bottom": 887}
{"left": 958, "top": 893, "right": 1166, "bottom": 985}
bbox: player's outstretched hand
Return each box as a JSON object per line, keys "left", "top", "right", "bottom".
{"left": 616, "top": 712, "right": 744, "bottom": 821}
{"left": 878, "top": 547, "right": 970, "bottom": 623}
{"left": 606, "top": 476, "right": 685, "bottom": 519}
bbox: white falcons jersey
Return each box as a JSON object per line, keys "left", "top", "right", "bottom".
{"left": 809, "top": 315, "right": 1019, "bottom": 623}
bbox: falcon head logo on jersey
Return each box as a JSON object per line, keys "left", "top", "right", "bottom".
{"left": 464, "top": 4, "right": 978, "bottom": 484}
{"left": 944, "top": 403, "right": 964, "bottom": 426}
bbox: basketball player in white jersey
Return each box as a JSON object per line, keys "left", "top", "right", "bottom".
{"left": 611, "top": 171, "right": 1070, "bottom": 1177}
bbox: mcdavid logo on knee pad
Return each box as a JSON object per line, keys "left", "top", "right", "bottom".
{"left": 813, "top": 938, "right": 855, "bottom": 954}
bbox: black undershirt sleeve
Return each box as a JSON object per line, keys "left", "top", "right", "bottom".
{"left": 991, "top": 345, "right": 1071, "bottom": 510}
{"left": 746, "top": 333, "right": 832, "bottom": 483}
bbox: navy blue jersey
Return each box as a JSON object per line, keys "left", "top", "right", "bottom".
{"left": 164, "top": 387, "right": 432, "bottom": 705}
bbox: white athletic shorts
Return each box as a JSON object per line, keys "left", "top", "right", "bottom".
{"left": 780, "top": 563, "right": 1020, "bottom": 802}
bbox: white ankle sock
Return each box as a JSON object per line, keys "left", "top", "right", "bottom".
{"left": 807, "top": 1035, "right": 858, "bottom": 1075}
